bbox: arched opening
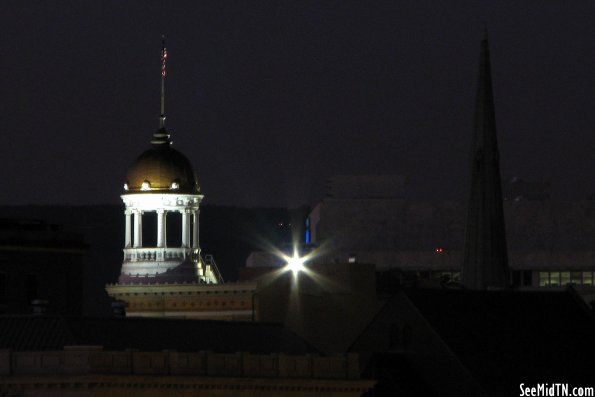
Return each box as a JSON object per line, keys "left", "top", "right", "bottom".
{"left": 167, "top": 212, "right": 182, "bottom": 247}
{"left": 142, "top": 212, "right": 157, "bottom": 247}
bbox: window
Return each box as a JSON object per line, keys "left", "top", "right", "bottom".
{"left": 539, "top": 271, "right": 595, "bottom": 287}
{"left": 166, "top": 212, "right": 182, "bottom": 246}
{"left": 570, "top": 272, "right": 582, "bottom": 285}
{"left": 141, "top": 212, "right": 157, "bottom": 247}
{"left": 304, "top": 218, "right": 311, "bottom": 244}
{"left": 560, "top": 272, "right": 570, "bottom": 285}
{"left": 430, "top": 271, "right": 459, "bottom": 283}
{"left": 549, "top": 272, "right": 560, "bottom": 286}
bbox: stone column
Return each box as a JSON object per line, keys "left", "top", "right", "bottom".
{"left": 182, "top": 210, "right": 190, "bottom": 247}
{"left": 124, "top": 210, "right": 132, "bottom": 247}
{"left": 133, "top": 211, "right": 142, "bottom": 248}
{"left": 192, "top": 210, "right": 199, "bottom": 249}
{"left": 157, "top": 209, "right": 166, "bottom": 248}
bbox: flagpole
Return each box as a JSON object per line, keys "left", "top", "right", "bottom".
{"left": 159, "top": 35, "right": 167, "bottom": 130}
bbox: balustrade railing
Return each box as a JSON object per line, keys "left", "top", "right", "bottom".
{"left": 123, "top": 247, "right": 191, "bottom": 262}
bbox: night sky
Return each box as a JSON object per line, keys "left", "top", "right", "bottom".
{"left": 1, "top": 1, "right": 593, "bottom": 208}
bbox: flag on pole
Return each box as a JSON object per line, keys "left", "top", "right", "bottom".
{"left": 161, "top": 39, "right": 168, "bottom": 78}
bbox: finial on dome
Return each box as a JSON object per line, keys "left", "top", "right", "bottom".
{"left": 152, "top": 35, "right": 171, "bottom": 145}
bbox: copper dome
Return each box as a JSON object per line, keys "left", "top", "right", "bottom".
{"left": 124, "top": 145, "right": 199, "bottom": 194}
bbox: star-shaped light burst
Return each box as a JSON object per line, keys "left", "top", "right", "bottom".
{"left": 284, "top": 251, "right": 306, "bottom": 275}
{"left": 277, "top": 244, "right": 320, "bottom": 278}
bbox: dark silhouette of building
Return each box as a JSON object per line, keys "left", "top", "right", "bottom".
{"left": 351, "top": 287, "right": 595, "bottom": 396}
{"left": 504, "top": 177, "right": 551, "bottom": 201}
{"left": 461, "top": 31, "right": 509, "bottom": 289}
{"left": 0, "top": 218, "right": 85, "bottom": 315}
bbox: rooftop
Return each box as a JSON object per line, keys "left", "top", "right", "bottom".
{"left": 0, "top": 315, "right": 317, "bottom": 354}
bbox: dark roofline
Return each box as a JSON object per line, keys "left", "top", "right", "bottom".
{"left": 0, "top": 315, "right": 320, "bottom": 355}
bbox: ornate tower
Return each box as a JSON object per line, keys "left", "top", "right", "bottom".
{"left": 117, "top": 38, "right": 218, "bottom": 285}
{"left": 461, "top": 32, "right": 510, "bottom": 289}
{"left": 105, "top": 39, "right": 263, "bottom": 321}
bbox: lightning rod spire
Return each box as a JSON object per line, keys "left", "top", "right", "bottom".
{"left": 151, "top": 35, "right": 171, "bottom": 145}
{"left": 160, "top": 35, "right": 167, "bottom": 130}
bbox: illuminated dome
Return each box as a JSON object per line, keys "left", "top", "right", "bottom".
{"left": 124, "top": 137, "right": 199, "bottom": 194}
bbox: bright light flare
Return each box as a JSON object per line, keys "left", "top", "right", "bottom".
{"left": 285, "top": 252, "right": 306, "bottom": 275}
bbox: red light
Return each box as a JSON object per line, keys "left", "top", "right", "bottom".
{"left": 435, "top": 247, "right": 445, "bottom": 253}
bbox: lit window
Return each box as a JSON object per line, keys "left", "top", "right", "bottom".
{"left": 123, "top": 183, "right": 129, "bottom": 191}
{"left": 549, "top": 272, "right": 560, "bottom": 286}
{"left": 561, "top": 272, "right": 570, "bottom": 285}
{"left": 171, "top": 181, "right": 180, "bottom": 190}
{"left": 141, "top": 181, "right": 151, "bottom": 191}
{"left": 583, "top": 272, "right": 593, "bottom": 286}
{"left": 440, "top": 272, "right": 452, "bottom": 283}
{"left": 539, "top": 272, "right": 549, "bottom": 287}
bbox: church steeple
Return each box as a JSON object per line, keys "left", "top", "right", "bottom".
{"left": 461, "top": 32, "right": 510, "bottom": 290}
{"left": 151, "top": 35, "right": 171, "bottom": 146}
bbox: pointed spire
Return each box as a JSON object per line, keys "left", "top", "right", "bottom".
{"left": 461, "top": 32, "right": 510, "bottom": 290}
{"left": 482, "top": 21, "right": 488, "bottom": 41}
{"left": 151, "top": 35, "right": 171, "bottom": 146}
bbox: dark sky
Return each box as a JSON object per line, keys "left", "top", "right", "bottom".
{"left": 1, "top": 1, "right": 593, "bottom": 208}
